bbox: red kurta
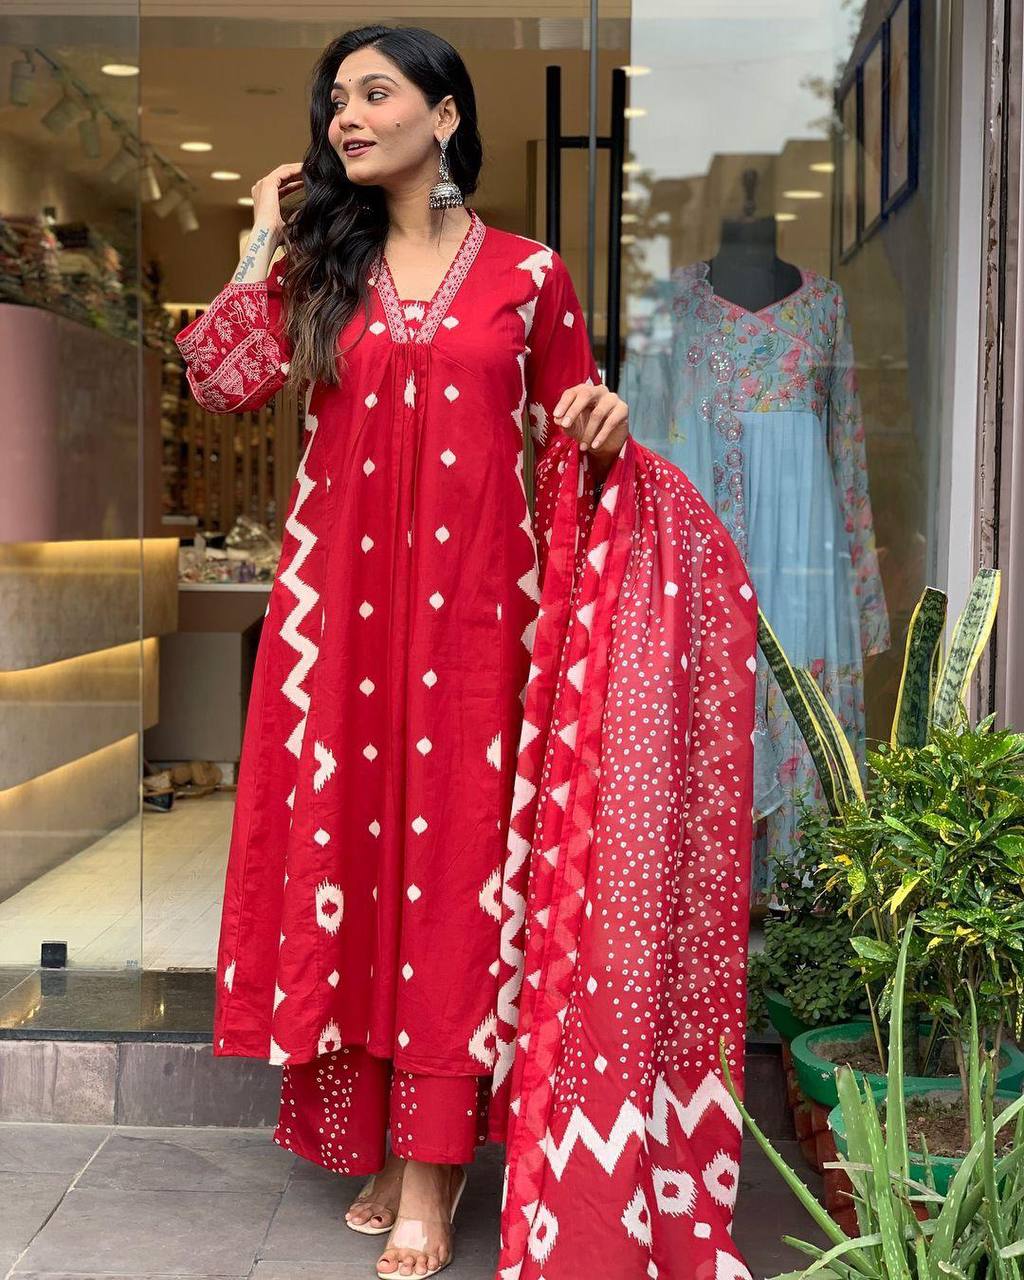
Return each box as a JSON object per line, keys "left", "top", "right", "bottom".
{"left": 174, "top": 209, "right": 601, "bottom": 1082}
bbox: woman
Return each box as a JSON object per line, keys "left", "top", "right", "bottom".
{"left": 175, "top": 24, "right": 629, "bottom": 1280}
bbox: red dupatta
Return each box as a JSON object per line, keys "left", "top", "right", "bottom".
{"left": 488, "top": 432, "right": 757, "bottom": 1280}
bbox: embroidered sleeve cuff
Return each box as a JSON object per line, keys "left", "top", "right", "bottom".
{"left": 175, "top": 280, "right": 289, "bottom": 413}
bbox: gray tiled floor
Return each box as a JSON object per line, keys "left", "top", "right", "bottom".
{"left": 0, "top": 1123, "right": 822, "bottom": 1279}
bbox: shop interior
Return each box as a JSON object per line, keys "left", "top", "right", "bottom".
{"left": 0, "top": 1, "right": 944, "bottom": 1032}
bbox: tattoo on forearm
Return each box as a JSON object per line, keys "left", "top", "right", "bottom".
{"left": 233, "top": 227, "right": 270, "bottom": 282}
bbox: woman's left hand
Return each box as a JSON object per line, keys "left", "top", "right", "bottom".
{"left": 553, "top": 382, "right": 630, "bottom": 470}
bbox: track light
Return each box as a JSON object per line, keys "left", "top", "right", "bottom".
{"left": 102, "top": 140, "right": 135, "bottom": 184}
{"left": 24, "top": 46, "right": 200, "bottom": 216}
{"left": 153, "top": 185, "right": 184, "bottom": 217}
{"left": 42, "top": 91, "right": 86, "bottom": 134}
{"left": 139, "top": 151, "right": 162, "bottom": 202}
{"left": 176, "top": 201, "right": 199, "bottom": 233}
{"left": 78, "top": 111, "right": 102, "bottom": 159}
{"left": 9, "top": 51, "right": 35, "bottom": 106}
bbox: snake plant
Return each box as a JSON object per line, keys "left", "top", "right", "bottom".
{"left": 757, "top": 568, "right": 1001, "bottom": 815}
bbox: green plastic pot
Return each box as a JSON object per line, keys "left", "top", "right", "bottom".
{"left": 828, "top": 1077, "right": 1021, "bottom": 1196}
{"left": 764, "top": 989, "right": 813, "bottom": 1044}
{"left": 791, "top": 1020, "right": 1024, "bottom": 1109}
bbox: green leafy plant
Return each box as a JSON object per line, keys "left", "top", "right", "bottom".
{"left": 818, "top": 717, "right": 1024, "bottom": 1113}
{"left": 748, "top": 800, "right": 866, "bottom": 1032}
{"left": 722, "top": 917, "right": 1024, "bottom": 1279}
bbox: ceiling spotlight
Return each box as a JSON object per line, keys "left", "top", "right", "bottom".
{"left": 619, "top": 65, "right": 651, "bottom": 76}
{"left": 101, "top": 64, "right": 139, "bottom": 77}
{"left": 809, "top": 161, "right": 835, "bottom": 173}
{"left": 42, "top": 92, "right": 86, "bottom": 135}
{"left": 9, "top": 51, "right": 35, "bottom": 106}
{"left": 624, "top": 107, "right": 648, "bottom": 119}
{"left": 176, "top": 200, "right": 199, "bottom": 233}
{"left": 775, "top": 211, "right": 798, "bottom": 222}
{"left": 180, "top": 141, "right": 213, "bottom": 152}
{"left": 621, "top": 212, "right": 640, "bottom": 224}
{"left": 781, "top": 188, "right": 823, "bottom": 199}
{"left": 621, "top": 233, "right": 637, "bottom": 244}
{"left": 211, "top": 170, "right": 241, "bottom": 181}
{"left": 78, "top": 111, "right": 102, "bottom": 159}
{"left": 139, "top": 153, "right": 162, "bottom": 202}
{"left": 622, "top": 160, "right": 641, "bottom": 174}
{"left": 153, "top": 186, "right": 185, "bottom": 217}
{"left": 102, "top": 141, "right": 135, "bottom": 184}
{"left": 237, "top": 196, "right": 254, "bottom": 207}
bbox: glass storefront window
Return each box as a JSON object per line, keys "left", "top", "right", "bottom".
{"left": 0, "top": 1, "right": 988, "bottom": 1032}
{"left": 617, "top": 0, "right": 950, "bottom": 903}
{"left": 0, "top": 18, "right": 149, "bottom": 974}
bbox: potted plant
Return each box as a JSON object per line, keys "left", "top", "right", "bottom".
{"left": 758, "top": 568, "right": 1024, "bottom": 1194}
{"left": 788, "top": 716, "right": 1024, "bottom": 1121}
{"left": 721, "top": 917, "right": 1024, "bottom": 1275}
{"left": 748, "top": 802, "right": 866, "bottom": 1043}
{"left": 816, "top": 716, "right": 1024, "bottom": 1121}
{"left": 748, "top": 803, "right": 869, "bottom": 1170}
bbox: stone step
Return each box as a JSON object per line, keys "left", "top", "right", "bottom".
{"left": 0, "top": 1033, "right": 791, "bottom": 1133}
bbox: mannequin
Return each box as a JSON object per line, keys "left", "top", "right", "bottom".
{"left": 619, "top": 167, "right": 891, "bottom": 901}
{"left": 704, "top": 170, "right": 801, "bottom": 313}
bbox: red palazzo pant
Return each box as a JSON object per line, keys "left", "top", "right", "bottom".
{"left": 273, "top": 1046, "right": 493, "bottom": 1175}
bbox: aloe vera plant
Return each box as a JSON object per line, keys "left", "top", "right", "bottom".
{"left": 721, "top": 917, "right": 1024, "bottom": 1279}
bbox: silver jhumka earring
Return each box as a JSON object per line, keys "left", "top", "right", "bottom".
{"left": 428, "top": 133, "right": 464, "bottom": 209}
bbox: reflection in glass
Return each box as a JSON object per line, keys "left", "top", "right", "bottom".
{"left": 619, "top": 2, "right": 945, "bottom": 902}
{"left": 0, "top": 24, "right": 146, "bottom": 969}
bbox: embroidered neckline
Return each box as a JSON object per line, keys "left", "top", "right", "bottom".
{"left": 707, "top": 267, "right": 811, "bottom": 320}
{"left": 372, "top": 209, "right": 485, "bottom": 344}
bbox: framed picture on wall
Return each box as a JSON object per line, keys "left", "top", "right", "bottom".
{"left": 838, "top": 76, "right": 859, "bottom": 259}
{"left": 861, "top": 30, "right": 885, "bottom": 237}
{"left": 884, "top": 0, "right": 920, "bottom": 214}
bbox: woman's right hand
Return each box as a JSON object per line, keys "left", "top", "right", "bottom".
{"left": 251, "top": 163, "right": 305, "bottom": 235}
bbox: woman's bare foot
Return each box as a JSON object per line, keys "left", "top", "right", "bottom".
{"left": 375, "top": 1159, "right": 464, "bottom": 1277}
{"left": 346, "top": 1150, "right": 406, "bottom": 1231}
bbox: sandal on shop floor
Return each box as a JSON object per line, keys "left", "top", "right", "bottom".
{"left": 346, "top": 1172, "right": 403, "bottom": 1236}
{"left": 375, "top": 1168, "right": 468, "bottom": 1279}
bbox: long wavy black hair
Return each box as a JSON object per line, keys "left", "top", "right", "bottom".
{"left": 281, "top": 25, "right": 483, "bottom": 390}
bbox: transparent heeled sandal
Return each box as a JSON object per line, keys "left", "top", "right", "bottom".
{"left": 376, "top": 1168, "right": 468, "bottom": 1279}
{"left": 345, "top": 1171, "right": 403, "bottom": 1236}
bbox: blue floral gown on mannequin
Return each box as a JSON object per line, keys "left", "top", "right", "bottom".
{"left": 620, "top": 262, "right": 891, "bottom": 901}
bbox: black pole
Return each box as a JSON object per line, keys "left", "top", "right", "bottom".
{"left": 545, "top": 65, "right": 562, "bottom": 252}
{"left": 606, "top": 67, "right": 626, "bottom": 391}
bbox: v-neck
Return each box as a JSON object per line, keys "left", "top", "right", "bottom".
{"left": 708, "top": 267, "right": 810, "bottom": 320}
{"left": 372, "top": 209, "right": 485, "bottom": 345}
